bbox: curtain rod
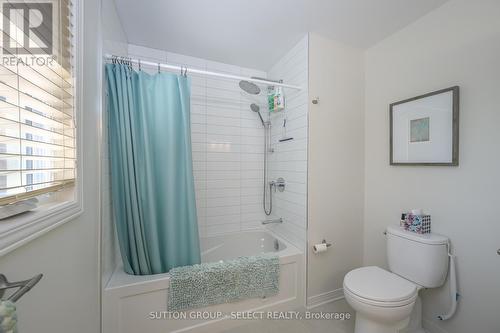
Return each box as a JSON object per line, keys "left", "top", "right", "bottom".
{"left": 104, "top": 54, "right": 302, "bottom": 91}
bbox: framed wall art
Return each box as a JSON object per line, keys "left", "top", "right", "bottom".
{"left": 390, "top": 86, "right": 459, "bottom": 166}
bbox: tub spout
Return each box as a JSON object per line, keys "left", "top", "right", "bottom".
{"left": 262, "top": 218, "right": 283, "bottom": 225}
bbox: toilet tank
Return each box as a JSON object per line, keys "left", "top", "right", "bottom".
{"left": 386, "top": 225, "right": 449, "bottom": 288}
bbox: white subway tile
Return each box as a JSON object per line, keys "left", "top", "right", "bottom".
{"left": 127, "top": 42, "right": 307, "bottom": 238}
{"left": 206, "top": 61, "right": 241, "bottom": 75}
{"left": 207, "top": 196, "right": 241, "bottom": 208}
{"left": 206, "top": 115, "right": 241, "bottom": 127}
{"left": 206, "top": 214, "right": 241, "bottom": 226}
{"left": 206, "top": 106, "right": 241, "bottom": 118}
{"left": 206, "top": 179, "right": 241, "bottom": 189}
{"left": 128, "top": 44, "right": 167, "bottom": 62}
{"left": 206, "top": 170, "right": 241, "bottom": 180}
{"left": 207, "top": 205, "right": 240, "bottom": 217}
{"left": 206, "top": 223, "right": 240, "bottom": 236}
{"left": 207, "top": 124, "right": 241, "bottom": 136}
{"left": 206, "top": 160, "right": 240, "bottom": 171}
{"left": 241, "top": 221, "right": 262, "bottom": 231}
{"left": 166, "top": 52, "right": 206, "bottom": 69}
{"left": 191, "top": 123, "right": 207, "bottom": 134}
{"left": 207, "top": 152, "right": 241, "bottom": 162}
{"left": 206, "top": 188, "right": 240, "bottom": 198}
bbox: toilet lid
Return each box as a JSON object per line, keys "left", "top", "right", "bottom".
{"left": 344, "top": 266, "right": 417, "bottom": 303}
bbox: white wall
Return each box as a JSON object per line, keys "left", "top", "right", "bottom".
{"left": 266, "top": 36, "right": 309, "bottom": 252}
{"left": 126, "top": 44, "right": 269, "bottom": 238}
{"left": 101, "top": 0, "right": 128, "bottom": 293}
{"left": 0, "top": 0, "right": 102, "bottom": 332}
{"left": 307, "top": 33, "right": 365, "bottom": 306}
{"left": 364, "top": 1, "right": 500, "bottom": 332}
{"left": 101, "top": 0, "right": 128, "bottom": 56}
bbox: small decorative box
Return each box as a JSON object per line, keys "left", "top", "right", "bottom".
{"left": 400, "top": 214, "right": 431, "bottom": 234}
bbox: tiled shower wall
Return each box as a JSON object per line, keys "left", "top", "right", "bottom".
{"left": 104, "top": 37, "right": 308, "bottom": 267}
{"left": 128, "top": 44, "right": 269, "bottom": 237}
{"left": 266, "top": 36, "right": 309, "bottom": 252}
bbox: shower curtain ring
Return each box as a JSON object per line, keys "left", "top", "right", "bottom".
{"left": 138, "top": 59, "right": 141, "bottom": 71}
{"left": 158, "top": 63, "right": 161, "bottom": 73}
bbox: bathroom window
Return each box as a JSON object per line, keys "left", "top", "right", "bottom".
{"left": 0, "top": 0, "right": 82, "bottom": 254}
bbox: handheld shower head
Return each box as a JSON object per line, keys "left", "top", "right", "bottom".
{"left": 250, "top": 103, "right": 265, "bottom": 126}
{"left": 250, "top": 103, "right": 260, "bottom": 112}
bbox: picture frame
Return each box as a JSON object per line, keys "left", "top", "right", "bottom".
{"left": 390, "top": 86, "right": 459, "bottom": 166}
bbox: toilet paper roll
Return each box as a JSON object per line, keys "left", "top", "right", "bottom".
{"left": 313, "top": 243, "right": 328, "bottom": 254}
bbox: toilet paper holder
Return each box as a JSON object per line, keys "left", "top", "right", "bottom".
{"left": 321, "top": 239, "right": 332, "bottom": 247}
{"left": 312, "top": 239, "right": 332, "bottom": 254}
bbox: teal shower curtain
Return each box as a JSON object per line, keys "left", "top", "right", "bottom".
{"left": 106, "top": 64, "right": 201, "bottom": 275}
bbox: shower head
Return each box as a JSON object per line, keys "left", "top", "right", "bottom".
{"left": 250, "top": 103, "right": 265, "bottom": 126}
{"left": 250, "top": 103, "right": 260, "bottom": 112}
{"left": 239, "top": 80, "right": 261, "bottom": 95}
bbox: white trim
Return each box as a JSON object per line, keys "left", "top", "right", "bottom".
{"left": 423, "top": 318, "right": 450, "bottom": 333}
{"left": 0, "top": 0, "right": 84, "bottom": 257}
{"left": 74, "top": 0, "right": 84, "bottom": 219}
{"left": 306, "top": 288, "right": 345, "bottom": 309}
{"left": 93, "top": 0, "right": 104, "bottom": 331}
{"left": 0, "top": 201, "right": 82, "bottom": 256}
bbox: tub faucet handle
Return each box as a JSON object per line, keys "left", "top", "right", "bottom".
{"left": 275, "top": 178, "right": 286, "bottom": 192}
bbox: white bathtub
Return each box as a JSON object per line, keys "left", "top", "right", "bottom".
{"left": 102, "top": 230, "right": 304, "bottom": 333}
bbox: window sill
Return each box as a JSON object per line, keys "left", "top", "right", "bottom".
{"left": 0, "top": 190, "right": 83, "bottom": 256}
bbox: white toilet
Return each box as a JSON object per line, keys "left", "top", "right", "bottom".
{"left": 343, "top": 226, "right": 449, "bottom": 333}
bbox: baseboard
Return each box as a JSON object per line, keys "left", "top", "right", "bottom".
{"left": 423, "top": 318, "right": 450, "bottom": 333}
{"left": 306, "top": 288, "right": 344, "bottom": 309}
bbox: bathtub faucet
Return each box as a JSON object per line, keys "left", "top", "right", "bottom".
{"left": 261, "top": 218, "right": 283, "bottom": 225}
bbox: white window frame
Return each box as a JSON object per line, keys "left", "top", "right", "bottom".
{"left": 0, "top": 0, "right": 83, "bottom": 256}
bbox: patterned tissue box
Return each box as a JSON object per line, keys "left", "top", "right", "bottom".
{"left": 401, "top": 214, "right": 431, "bottom": 234}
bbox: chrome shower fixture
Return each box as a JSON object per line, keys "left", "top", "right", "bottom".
{"left": 250, "top": 103, "right": 265, "bottom": 126}
{"left": 239, "top": 80, "right": 261, "bottom": 95}
{"left": 240, "top": 80, "right": 275, "bottom": 215}
{"left": 271, "top": 177, "right": 286, "bottom": 192}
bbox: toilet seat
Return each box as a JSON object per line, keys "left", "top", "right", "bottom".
{"left": 344, "top": 266, "right": 417, "bottom": 307}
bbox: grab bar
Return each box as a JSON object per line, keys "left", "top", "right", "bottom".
{"left": 262, "top": 218, "right": 283, "bottom": 225}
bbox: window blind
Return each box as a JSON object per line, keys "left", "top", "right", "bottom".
{"left": 0, "top": 0, "right": 75, "bottom": 205}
